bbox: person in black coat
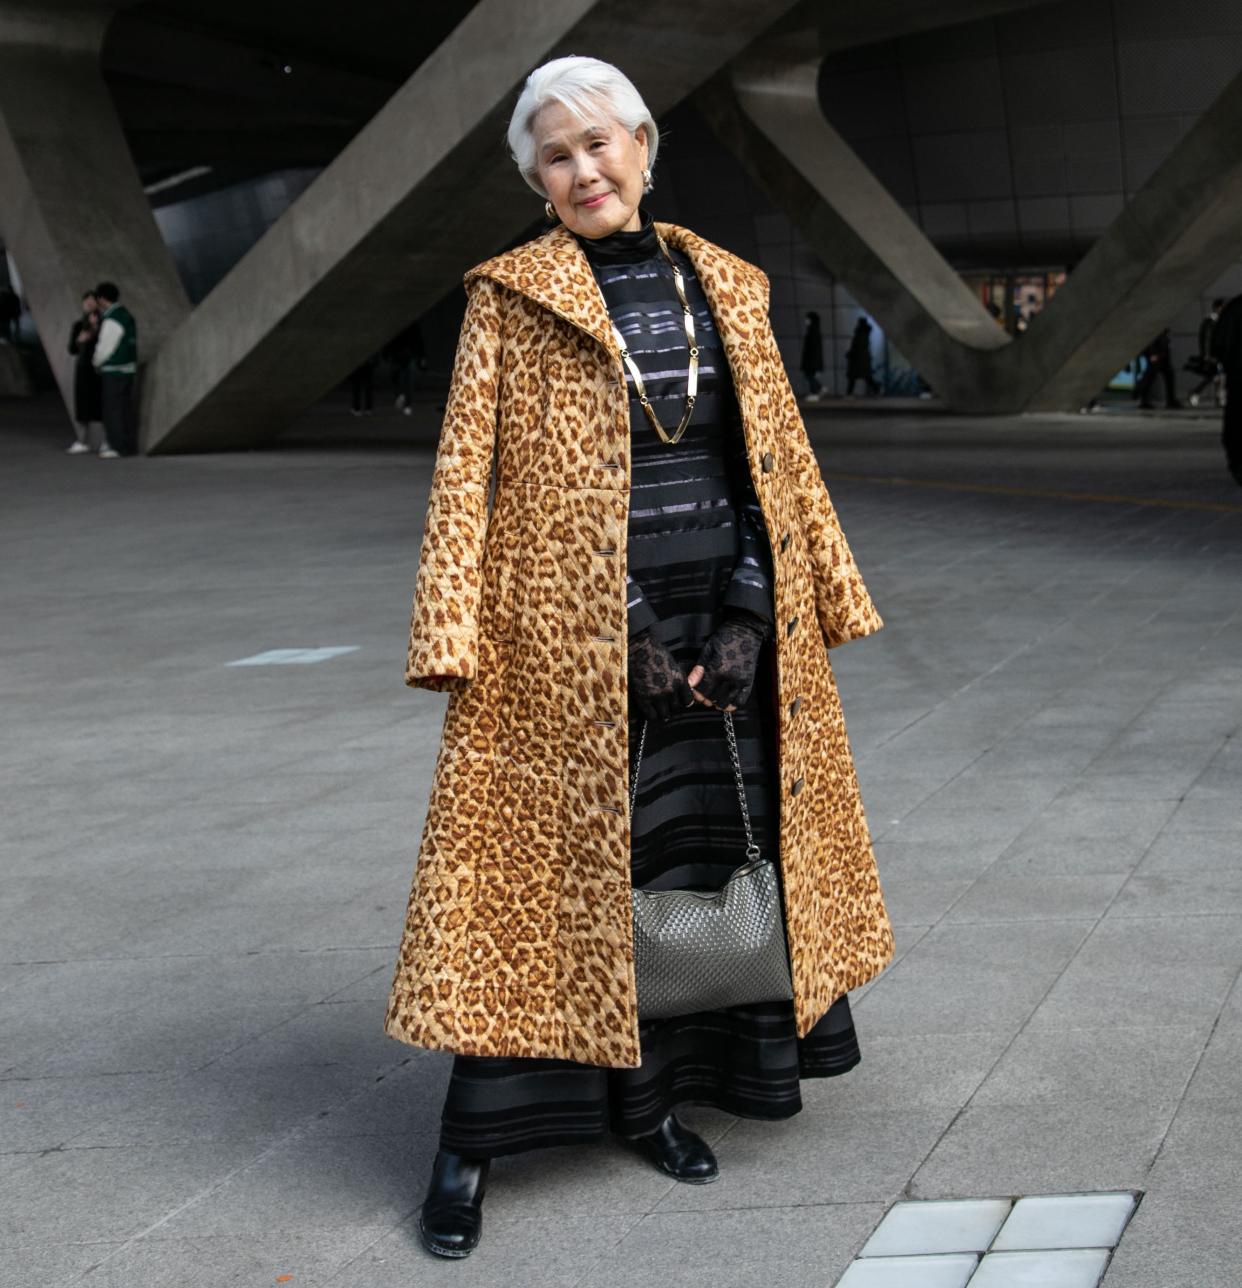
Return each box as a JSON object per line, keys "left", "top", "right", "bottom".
{"left": 66, "top": 291, "right": 102, "bottom": 454}
{"left": 1188, "top": 299, "right": 1225, "bottom": 407}
{"left": 800, "top": 310, "right": 824, "bottom": 400}
{"left": 350, "top": 353, "right": 377, "bottom": 416}
{"left": 384, "top": 320, "right": 427, "bottom": 415}
{"left": 1137, "top": 328, "right": 1182, "bottom": 410}
{"left": 0, "top": 285, "right": 20, "bottom": 341}
{"left": 846, "top": 316, "right": 879, "bottom": 396}
{"left": 1210, "top": 294, "right": 1242, "bottom": 485}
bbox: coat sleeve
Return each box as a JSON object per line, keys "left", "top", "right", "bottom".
{"left": 722, "top": 454, "right": 776, "bottom": 626}
{"left": 92, "top": 317, "right": 123, "bottom": 369}
{"left": 405, "top": 274, "right": 504, "bottom": 691}
{"left": 760, "top": 323, "right": 883, "bottom": 649}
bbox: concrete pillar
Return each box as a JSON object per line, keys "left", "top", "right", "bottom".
{"left": 1017, "top": 65, "right": 1242, "bottom": 412}
{"left": 140, "top": 0, "right": 806, "bottom": 454}
{"left": 697, "top": 58, "right": 1010, "bottom": 407}
{"left": 0, "top": 4, "right": 189, "bottom": 426}
{"left": 699, "top": 48, "right": 1242, "bottom": 413}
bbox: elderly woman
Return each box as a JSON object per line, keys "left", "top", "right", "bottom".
{"left": 385, "top": 55, "right": 893, "bottom": 1259}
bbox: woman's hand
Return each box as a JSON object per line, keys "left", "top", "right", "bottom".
{"left": 628, "top": 629, "right": 694, "bottom": 721}
{"left": 687, "top": 613, "right": 769, "bottom": 712}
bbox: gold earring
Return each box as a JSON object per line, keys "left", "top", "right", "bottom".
{"left": 545, "top": 200, "right": 557, "bottom": 221}
{"left": 642, "top": 167, "right": 652, "bottom": 190}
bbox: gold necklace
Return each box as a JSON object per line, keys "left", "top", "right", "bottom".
{"left": 608, "top": 233, "right": 698, "bottom": 446}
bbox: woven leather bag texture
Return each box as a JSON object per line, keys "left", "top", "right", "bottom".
{"left": 631, "top": 856, "right": 794, "bottom": 1018}
{"left": 629, "top": 711, "right": 794, "bottom": 1020}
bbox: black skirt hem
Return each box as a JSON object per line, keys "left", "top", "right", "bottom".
{"left": 437, "top": 1005, "right": 862, "bottom": 1159}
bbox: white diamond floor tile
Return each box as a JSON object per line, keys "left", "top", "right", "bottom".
{"left": 966, "top": 1248, "right": 1111, "bottom": 1287}
{"left": 992, "top": 1192, "right": 1137, "bottom": 1251}
{"left": 227, "top": 646, "right": 360, "bottom": 665}
{"left": 861, "top": 1199, "right": 1013, "bottom": 1256}
{"left": 836, "top": 1254, "right": 980, "bottom": 1288}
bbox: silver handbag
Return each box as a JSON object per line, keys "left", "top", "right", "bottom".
{"left": 629, "top": 709, "right": 794, "bottom": 1020}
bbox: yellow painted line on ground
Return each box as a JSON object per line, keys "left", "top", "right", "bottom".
{"left": 822, "top": 471, "right": 1242, "bottom": 514}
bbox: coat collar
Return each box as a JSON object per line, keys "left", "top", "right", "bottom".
{"left": 464, "top": 220, "right": 768, "bottom": 362}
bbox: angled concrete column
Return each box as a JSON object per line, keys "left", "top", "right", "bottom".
{"left": 696, "top": 58, "right": 1010, "bottom": 406}
{"left": 0, "top": 5, "right": 189, "bottom": 423}
{"left": 1016, "top": 65, "right": 1242, "bottom": 412}
{"left": 699, "top": 52, "right": 1242, "bottom": 413}
{"left": 141, "top": 0, "right": 806, "bottom": 454}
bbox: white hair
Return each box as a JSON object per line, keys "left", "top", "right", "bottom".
{"left": 506, "top": 55, "right": 660, "bottom": 198}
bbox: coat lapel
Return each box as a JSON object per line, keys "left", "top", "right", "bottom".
{"left": 465, "top": 220, "right": 769, "bottom": 367}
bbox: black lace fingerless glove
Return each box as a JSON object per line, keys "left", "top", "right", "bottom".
{"left": 693, "top": 612, "right": 769, "bottom": 710}
{"left": 627, "top": 629, "right": 694, "bottom": 722}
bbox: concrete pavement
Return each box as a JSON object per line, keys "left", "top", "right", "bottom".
{"left": 2, "top": 393, "right": 1240, "bottom": 1286}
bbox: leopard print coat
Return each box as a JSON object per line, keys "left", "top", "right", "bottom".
{"left": 384, "top": 219, "right": 894, "bottom": 1068}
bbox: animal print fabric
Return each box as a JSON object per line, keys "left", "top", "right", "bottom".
{"left": 385, "top": 220, "right": 894, "bottom": 1068}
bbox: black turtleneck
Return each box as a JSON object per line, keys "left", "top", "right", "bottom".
{"left": 570, "top": 206, "right": 659, "bottom": 265}
{"left": 561, "top": 203, "right": 776, "bottom": 642}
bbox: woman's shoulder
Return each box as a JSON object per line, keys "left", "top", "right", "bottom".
{"left": 461, "top": 222, "right": 567, "bottom": 293}
{"left": 655, "top": 221, "right": 768, "bottom": 295}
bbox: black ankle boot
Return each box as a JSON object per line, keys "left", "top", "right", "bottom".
{"left": 629, "top": 1111, "right": 719, "bottom": 1183}
{"left": 418, "top": 1149, "right": 490, "bottom": 1258}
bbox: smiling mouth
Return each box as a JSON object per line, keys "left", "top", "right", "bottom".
{"left": 581, "top": 192, "right": 612, "bottom": 207}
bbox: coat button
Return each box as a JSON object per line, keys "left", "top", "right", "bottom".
{"left": 761, "top": 451, "right": 775, "bottom": 473}
{"left": 789, "top": 697, "right": 802, "bottom": 717}
{"left": 786, "top": 615, "right": 799, "bottom": 635}
{"left": 780, "top": 531, "right": 790, "bottom": 552}
{"left": 791, "top": 776, "right": 805, "bottom": 796}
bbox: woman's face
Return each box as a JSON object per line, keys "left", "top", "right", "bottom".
{"left": 532, "top": 98, "right": 649, "bottom": 239}
{"left": 81, "top": 296, "right": 97, "bottom": 315}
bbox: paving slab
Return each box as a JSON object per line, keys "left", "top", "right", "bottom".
{"left": 910, "top": 1101, "right": 1173, "bottom": 1198}
{"left": 968, "top": 1024, "right": 1207, "bottom": 1110}
{"left": 852, "top": 920, "right": 1093, "bottom": 1037}
{"left": 576, "top": 1205, "right": 885, "bottom": 1288}
{"left": 1100, "top": 1185, "right": 1242, "bottom": 1288}
{"left": 0, "top": 1141, "right": 260, "bottom": 1248}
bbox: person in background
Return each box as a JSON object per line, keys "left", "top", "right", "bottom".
{"left": 845, "top": 315, "right": 879, "bottom": 396}
{"left": 0, "top": 284, "right": 20, "bottom": 341}
{"left": 91, "top": 281, "right": 138, "bottom": 458}
{"left": 385, "top": 321, "right": 426, "bottom": 416}
{"left": 800, "top": 310, "right": 824, "bottom": 401}
{"left": 1187, "top": 299, "right": 1225, "bottom": 408}
{"left": 1210, "top": 294, "right": 1242, "bottom": 485}
{"left": 350, "top": 354, "right": 377, "bottom": 416}
{"left": 66, "top": 290, "right": 103, "bottom": 454}
{"left": 1137, "top": 328, "right": 1182, "bottom": 411}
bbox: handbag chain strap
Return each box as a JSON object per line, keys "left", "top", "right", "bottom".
{"left": 629, "top": 711, "right": 761, "bottom": 862}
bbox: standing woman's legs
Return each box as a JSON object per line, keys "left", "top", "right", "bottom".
{"left": 117, "top": 375, "right": 138, "bottom": 454}
{"left": 100, "top": 374, "right": 138, "bottom": 455}
{"left": 350, "top": 366, "right": 372, "bottom": 414}
{"left": 99, "top": 375, "right": 128, "bottom": 455}
{"left": 419, "top": 1053, "right": 610, "bottom": 1259}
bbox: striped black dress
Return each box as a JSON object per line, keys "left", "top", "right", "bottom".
{"left": 437, "top": 208, "right": 861, "bottom": 1158}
